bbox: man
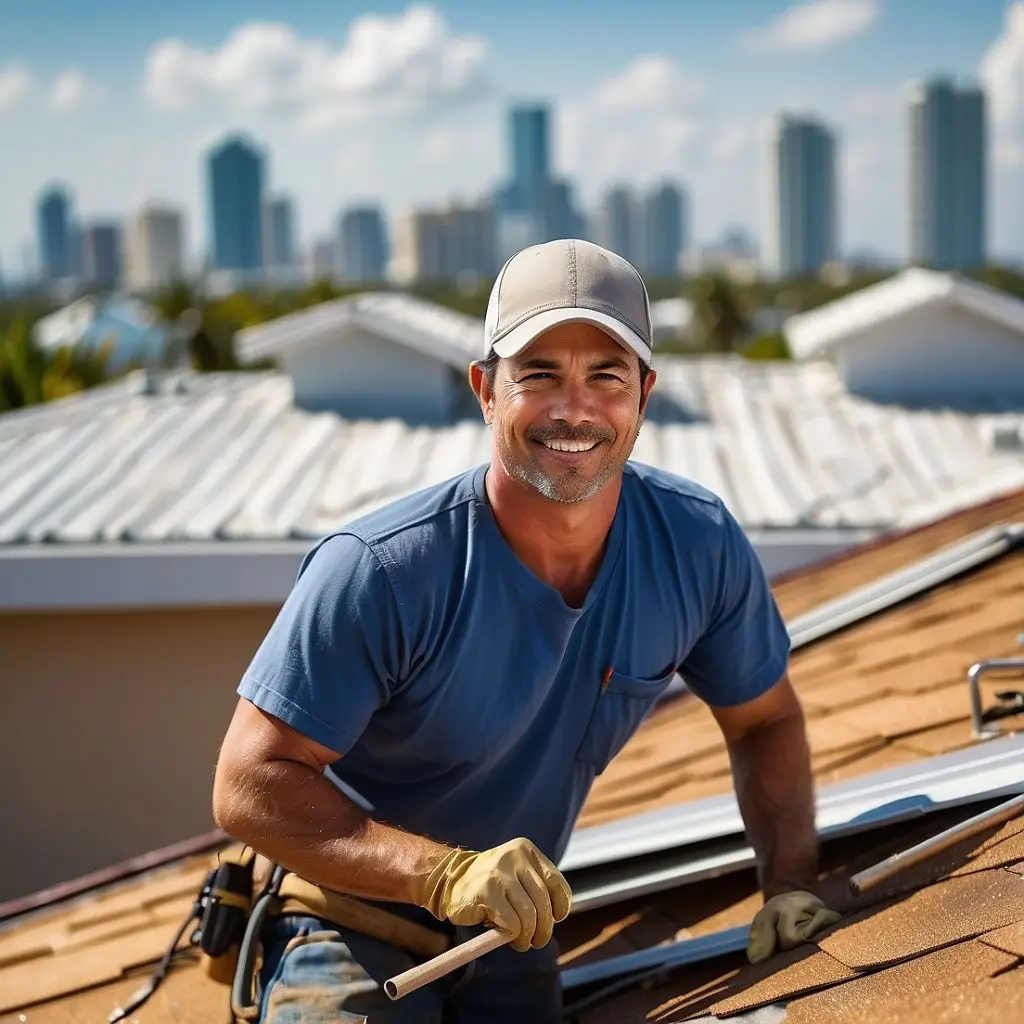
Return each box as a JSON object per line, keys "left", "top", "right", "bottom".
{"left": 212, "top": 239, "right": 840, "bottom": 1024}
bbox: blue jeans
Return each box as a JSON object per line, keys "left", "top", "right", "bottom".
{"left": 256, "top": 915, "right": 563, "bottom": 1024}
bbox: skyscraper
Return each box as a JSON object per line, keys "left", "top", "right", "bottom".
{"left": 338, "top": 206, "right": 388, "bottom": 284}
{"left": 37, "top": 185, "right": 72, "bottom": 281}
{"left": 207, "top": 136, "right": 265, "bottom": 273}
{"left": 126, "top": 206, "right": 185, "bottom": 292}
{"left": 639, "top": 183, "right": 688, "bottom": 278}
{"left": 82, "top": 223, "right": 122, "bottom": 290}
{"left": 908, "top": 79, "right": 987, "bottom": 270}
{"left": 495, "top": 104, "right": 569, "bottom": 261}
{"left": 762, "top": 114, "right": 837, "bottom": 280}
{"left": 511, "top": 106, "right": 550, "bottom": 215}
{"left": 598, "top": 186, "right": 637, "bottom": 264}
{"left": 394, "top": 201, "right": 494, "bottom": 283}
{"left": 263, "top": 196, "right": 296, "bottom": 269}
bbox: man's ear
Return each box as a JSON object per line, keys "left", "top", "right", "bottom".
{"left": 468, "top": 362, "right": 494, "bottom": 424}
{"left": 638, "top": 366, "right": 658, "bottom": 423}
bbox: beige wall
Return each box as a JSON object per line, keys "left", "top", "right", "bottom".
{"left": 1, "top": 605, "right": 278, "bottom": 903}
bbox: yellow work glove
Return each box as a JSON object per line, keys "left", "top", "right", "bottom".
{"left": 746, "top": 891, "right": 841, "bottom": 965}
{"left": 414, "top": 838, "right": 573, "bottom": 953}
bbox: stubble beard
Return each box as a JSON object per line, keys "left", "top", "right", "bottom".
{"left": 495, "top": 425, "right": 634, "bottom": 505}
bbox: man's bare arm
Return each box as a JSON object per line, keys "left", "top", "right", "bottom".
{"left": 212, "top": 698, "right": 450, "bottom": 904}
{"left": 711, "top": 675, "right": 819, "bottom": 898}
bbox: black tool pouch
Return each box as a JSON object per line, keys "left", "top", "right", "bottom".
{"left": 200, "top": 855, "right": 256, "bottom": 958}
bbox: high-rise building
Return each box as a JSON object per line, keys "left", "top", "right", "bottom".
{"left": 598, "top": 186, "right": 637, "bottom": 264}
{"left": 126, "top": 206, "right": 185, "bottom": 292}
{"left": 338, "top": 206, "right": 388, "bottom": 284}
{"left": 639, "top": 183, "right": 688, "bottom": 277}
{"left": 82, "top": 222, "right": 122, "bottom": 290}
{"left": 37, "top": 185, "right": 73, "bottom": 281}
{"left": 263, "top": 196, "right": 295, "bottom": 269}
{"left": 511, "top": 106, "right": 550, "bottom": 215}
{"left": 394, "top": 201, "right": 494, "bottom": 282}
{"left": 494, "top": 104, "right": 574, "bottom": 262}
{"left": 762, "top": 114, "right": 837, "bottom": 280}
{"left": 908, "top": 79, "right": 987, "bottom": 270}
{"left": 207, "top": 136, "right": 265, "bottom": 273}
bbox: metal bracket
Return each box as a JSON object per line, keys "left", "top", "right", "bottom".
{"left": 968, "top": 657, "right": 1024, "bottom": 740}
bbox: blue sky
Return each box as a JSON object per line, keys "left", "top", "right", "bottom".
{"left": 2, "top": 0, "right": 1024, "bottom": 275}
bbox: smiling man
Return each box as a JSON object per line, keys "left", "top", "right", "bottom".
{"left": 212, "top": 239, "right": 839, "bottom": 1024}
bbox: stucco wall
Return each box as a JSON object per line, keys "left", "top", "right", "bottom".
{"left": 836, "top": 305, "right": 1024, "bottom": 402}
{"left": 285, "top": 326, "right": 459, "bottom": 422}
{"left": 0, "top": 605, "right": 277, "bottom": 902}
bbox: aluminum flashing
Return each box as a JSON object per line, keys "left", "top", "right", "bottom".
{"left": 561, "top": 734, "right": 1024, "bottom": 895}
{"left": 787, "top": 524, "right": 1024, "bottom": 650}
{"left": 560, "top": 924, "right": 749, "bottom": 992}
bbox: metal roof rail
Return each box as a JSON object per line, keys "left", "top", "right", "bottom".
{"left": 969, "top": 656, "right": 1024, "bottom": 739}
{"left": 561, "top": 733, "right": 1024, "bottom": 905}
{"left": 560, "top": 924, "right": 749, "bottom": 1003}
{"left": 787, "top": 523, "right": 1024, "bottom": 651}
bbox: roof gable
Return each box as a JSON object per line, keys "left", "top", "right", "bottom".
{"left": 786, "top": 269, "right": 1024, "bottom": 360}
{"left": 235, "top": 293, "right": 482, "bottom": 373}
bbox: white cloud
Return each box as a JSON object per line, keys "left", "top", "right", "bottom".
{"left": 739, "top": 0, "right": 879, "bottom": 54}
{"left": 49, "top": 69, "right": 103, "bottom": 113}
{"left": 0, "top": 61, "right": 33, "bottom": 112}
{"left": 593, "top": 55, "right": 705, "bottom": 112}
{"left": 708, "top": 122, "right": 753, "bottom": 162}
{"left": 335, "top": 139, "right": 374, "bottom": 176}
{"left": 421, "top": 126, "right": 457, "bottom": 164}
{"left": 980, "top": 2, "right": 1024, "bottom": 168}
{"left": 144, "top": 3, "right": 489, "bottom": 131}
{"left": 563, "top": 56, "right": 708, "bottom": 189}
{"left": 847, "top": 85, "right": 900, "bottom": 120}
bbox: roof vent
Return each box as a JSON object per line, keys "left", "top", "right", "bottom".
{"left": 125, "top": 369, "right": 160, "bottom": 396}
{"left": 984, "top": 420, "right": 1024, "bottom": 453}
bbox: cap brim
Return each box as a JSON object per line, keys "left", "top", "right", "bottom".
{"left": 490, "top": 308, "right": 652, "bottom": 365}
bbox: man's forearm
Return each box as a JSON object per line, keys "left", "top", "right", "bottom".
{"left": 213, "top": 755, "right": 450, "bottom": 905}
{"left": 726, "top": 710, "right": 819, "bottom": 899}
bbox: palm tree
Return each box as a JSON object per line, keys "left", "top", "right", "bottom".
{"left": 691, "top": 275, "right": 750, "bottom": 354}
{"left": 0, "top": 317, "right": 113, "bottom": 412}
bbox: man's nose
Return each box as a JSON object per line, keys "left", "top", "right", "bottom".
{"left": 545, "top": 378, "right": 596, "bottom": 426}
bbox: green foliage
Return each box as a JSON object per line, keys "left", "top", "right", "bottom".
{"left": 689, "top": 274, "right": 751, "bottom": 353}
{"left": 0, "top": 317, "right": 114, "bottom": 412}
{"left": 741, "top": 332, "right": 792, "bottom": 361}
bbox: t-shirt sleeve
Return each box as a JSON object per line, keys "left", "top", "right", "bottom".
{"left": 237, "top": 533, "right": 407, "bottom": 756}
{"left": 679, "top": 505, "right": 791, "bottom": 708}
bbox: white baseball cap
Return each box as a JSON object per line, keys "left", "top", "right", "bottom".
{"left": 483, "top": 238, "right": 654, "bottom": 366}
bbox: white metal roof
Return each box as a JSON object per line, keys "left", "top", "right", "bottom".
{"left": 0, "top": 359, "right": 1021, "bottom": 545}
{"left": 785, "top": 268, "right": 1024, "bottom": 360}
{"left": 235, "top": 292, "right": 482, "bottom": 371}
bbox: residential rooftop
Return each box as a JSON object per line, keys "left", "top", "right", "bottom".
{"left": 2, "top": 487, "right": 1022, "bottom": 1022}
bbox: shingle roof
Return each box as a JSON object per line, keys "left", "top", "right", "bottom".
{"left": 785, "top": 267, "right": 1024, "bottom": 360}
{"left": 2, "top": 489, "right": 1022, "bottom": 1022}
{"left": 579, "top": 489, "right": 1024, "bottom": 831}
{"left": 1, "top": 358, "right": 1021, "bottom": 544}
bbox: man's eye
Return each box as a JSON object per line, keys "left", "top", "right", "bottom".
{"left": 593, "top": 373, "right": 624, "bottom": 381}
{"left": 520, "top": 372, "right": 554, "bottom": 381}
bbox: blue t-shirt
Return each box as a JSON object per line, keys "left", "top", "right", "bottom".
{"left": 238, "top": 462, "right": 789, "bottom": 970}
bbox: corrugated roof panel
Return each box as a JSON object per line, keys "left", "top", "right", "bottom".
{"left": 222, "top": 417, "right": 340, "bottom": 539}
{"left": 0, "top": 359, "right": 1021, "bottom": 543}
{"left": 0, "top": 421, "right": 111, "bottom": 544}
{"left": 134, "top": 393, "right": 293, "bottom": 541}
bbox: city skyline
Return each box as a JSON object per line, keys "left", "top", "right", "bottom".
{"left": 2, "top": 1, "right": 1024, "bottom": 277}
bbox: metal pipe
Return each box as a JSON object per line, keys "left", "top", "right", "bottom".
{"left": 849, "top": 791, "right": 1024, "bottom": 895}
{"left": 968, "top": 658, "right": 1024, "bottom": 739}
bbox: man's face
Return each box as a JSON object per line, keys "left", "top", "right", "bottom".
{"left": 472, "top": 323, "right": 657, "bottom": 504}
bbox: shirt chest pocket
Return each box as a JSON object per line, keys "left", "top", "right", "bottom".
{"left": 576, "top": 668, "right": 677, "bottom": 775}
